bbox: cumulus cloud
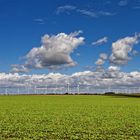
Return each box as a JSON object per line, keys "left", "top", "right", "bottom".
{"left": 95, "top": 59, "right": 105, "bottom": 66}
{"left": 92, "top": 37, "right": 108, "bottom": 46}
{"left": 100, "top": 53, "right": 108, "bottom": 60}
{"left": 95, "top": 53, "right": 108, "bottom": 66}
{"left": 12, "top": 31, "right": 84, "bottom": 72}
{"left": 1, "top": 68, "right": 140, "bottom": 93}
{"left": 11, "top": 65, "right": 29, "bottom": 73}
{"left": 108, "top": 66, "right": 120, "bottom": 71}
{"left": 109, "top": 34, "right": 140, "bottom": 65}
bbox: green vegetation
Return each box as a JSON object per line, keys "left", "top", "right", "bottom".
{"left": 0, "top": 95, "right": 140, "bottom": 139}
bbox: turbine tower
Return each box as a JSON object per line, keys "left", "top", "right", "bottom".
{"left": 17, "top": 88, "right": 20, "bottom": 95}
{"left": 77, "top": 76, "right": 80, "bottom": 94}
{"left": 55, "top": 79, "right": 57, "bottom": 94}
{"left": 5, "top": 88, "right": 7, "bottom": 95}
{"left": 35, "top": 85, "right": 37, "bottom": 94}
{"left": 46, "top": 85, "right": 48, "bottom": 94}
{"left": 77, "top": 83, "right": 80, "bottom": 94}
{"left": 27, "top": 82, "right": 30, "bottom": 95}
{"left": 67, "top": 82, "right": 70, "bottom": 94}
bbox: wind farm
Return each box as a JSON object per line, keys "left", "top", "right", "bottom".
{"left": 0, "top": 0, "right": 140, "bottom": 139}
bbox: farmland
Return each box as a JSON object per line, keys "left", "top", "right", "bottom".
{"left": 0, "top": 95, "right": 140, "bottom": 139}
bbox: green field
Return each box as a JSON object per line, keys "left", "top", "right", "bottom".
{"left": 0, "top": 95, "right": 140, "bottom": 140}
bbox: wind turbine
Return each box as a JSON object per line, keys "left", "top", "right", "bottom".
{"left": 55, "top": 79, "right": 57, "bottom": 94}
{"left": 17, "top": 87, "right": 20, "bottom": 95}
{"left": 33, "top": 79, "right": 37, "bottom": 94}
{"left": 86, "top": 86, "right": 90, "bottom": 94}
{"left": 26, "top": 79, "right": 30, "bottom": 95}
{"left": 27, "top": 81, "right": 30, "bottom": 95}
{"left": 45, "top": 85, "right": 48, "bottom": 94}
{"left": 34, "top": 85, "right": 37, "bottom": 94}
{"left": 5, "top": 88, "right": 7, "bottom": 95}
{"left": 67, "top": 82, "right": 70, "bottom": 94}
{"left": 77, "top": 83, "right": 80, "bottom": 94}
{"left": 108, "top": 82, "right": 111, "bottom": 92}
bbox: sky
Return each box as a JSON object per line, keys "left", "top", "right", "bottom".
{"left": 0, "top": 0, "right": 140, "bottom": 92}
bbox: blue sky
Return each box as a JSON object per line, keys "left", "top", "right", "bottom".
{"left": 0, "top": 0, "right": 140, "bottom": 74}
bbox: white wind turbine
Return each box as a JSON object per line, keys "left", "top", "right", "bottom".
{"left": 35, "top": 85, "right": 37, "bottom": 94}
{"left": 17, "top": 87, "right": 20, "bottom": 95}
{"left": 45, "top": 85, "right": 48, "bottom": 94}
{"left": 55, "top": 79, "right": 58, "bottom": 94}
{"left": 32, "top": 79, "right": 37, "bottom": 94}
{"left": 27, "top": 80, "right": 30, "bottom": 95}
{"left": 77, "top": 76, "right": 80, "bottom": 94}
{"left": 5, "top": 88, "right": 7, "bottom": 95}
{"left": 77, "top": 83, "right": 80, "bottom": 94}
{"left": 67, "top": 82, "right": 70, "bottom": 94}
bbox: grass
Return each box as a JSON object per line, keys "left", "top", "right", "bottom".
{"left": 0, "top": 95, "right": 140, "bottom": 139}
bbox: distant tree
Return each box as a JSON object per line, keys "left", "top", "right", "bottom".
{"left": 104, "top": 92, "right": 115, "bottom": 95}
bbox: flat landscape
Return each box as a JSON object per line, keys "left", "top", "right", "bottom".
{"left": 0, "top": 95, "right": 140, "bottom": 140}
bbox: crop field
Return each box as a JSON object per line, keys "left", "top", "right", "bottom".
{"left": 0, "top": 95, "right": 140, "bottom": 140}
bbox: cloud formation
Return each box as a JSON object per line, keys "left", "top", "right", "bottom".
{"left": 1, "top": 68, "right": 140, "bottom": 93}
{"left": 109, "top": 34, "right": 140, "bottom": 65}
{"left": 11, "top": 65, "right": 29, "bottom": 73}
{"left": 95, "top": 53, "right": 108, "bottom": 66}
{"left": 12, "top": 31, "right": 84, "bottom": 72}
{"left": 56, "top": 5, "right": 76, "bottom": 14}
{"left": 56, "top": 5, "right": 114, "bottom": 18}
{"left": 92, "top": 37, "right": 108, "bottom": 46}
{"left": 108, "top": 66, "right": 120, "bottom": 72}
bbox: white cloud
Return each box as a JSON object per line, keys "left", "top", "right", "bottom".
{"left": 95, "top": 59, "right": 105, "bottom": 65}
{"left": 98, "top": 11, "right": 115, "bottom": 16}
{"left": 92, "top": 37, "right": 108, "bottom": 46}
{"left": 11, "top": 65, "right": 29, "bottom": 73}
{"left": 84, "top": 66, "right": 94, "bottom": 71}
{"left": 56, "top": 5, "right": 76, "bottom": 14}
{"left": 34, "top": 18, "right": 46, "bottom": 24}
{"left": 118, "top": 0, "right": 128, "bottom": 6}
{"left": 108, "top": 66, "right": 120, "bottom": 71}
{"left": 76, "top": 9, "right": 97, "bottom": 17}
{"left": 12, "top": 31, "right": 84, "bottom": 72}
{"left": 132, "top": 50, "right": 139, "bottom": 56}
{"left": 56, "top": 5, "right": 115, "bottom": 18}
{"left": 1, "top": 68, "right": 140, "bottom": 93}
{"left": 95, "top": 53, "right": 108, "bottom": 66}
{"left": 109, "top": 34, "right": 140, "bottom": 65}
{"left": 100, "top": 53, "right": 108, "bottom": 60}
